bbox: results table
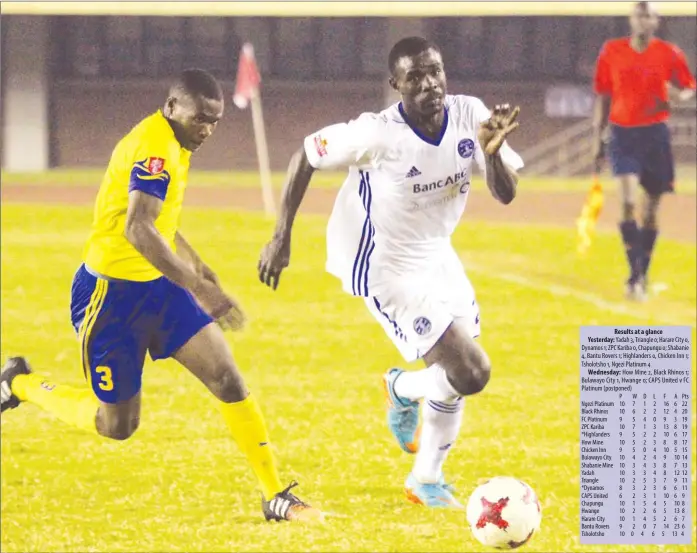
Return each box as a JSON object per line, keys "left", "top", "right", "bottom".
{"left": 579, "top": 326, "right": 692, "bottom": 545}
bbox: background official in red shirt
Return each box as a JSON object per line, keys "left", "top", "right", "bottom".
{"left": 591, "top": 1, "right": 696, "bottom": 301}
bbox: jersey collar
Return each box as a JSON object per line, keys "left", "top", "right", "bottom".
{"left": 398, "top": 102, "right": 449, "bottom": 147}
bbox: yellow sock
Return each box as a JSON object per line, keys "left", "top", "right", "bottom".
{"left": 218, "top": 394, "right": 284, "bottom": 499}
{"left": 12, "top": 373, "right": 99, "bottom": 435}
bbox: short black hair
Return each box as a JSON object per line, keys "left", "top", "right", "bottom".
{"left": 388, "top": 36, "right": 440, "bottom": 75}
{"left": 170, "top": 68, "right": 223, "bottom": 101}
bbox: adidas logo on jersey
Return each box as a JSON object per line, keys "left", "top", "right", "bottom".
{"left": 405, "top": 166, "right": 422, "bottom": 178}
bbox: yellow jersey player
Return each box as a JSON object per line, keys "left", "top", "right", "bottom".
{"left": 0, "top": 68, "right": 320, "bottom": 523}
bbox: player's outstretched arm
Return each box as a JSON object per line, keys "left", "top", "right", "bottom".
{"left": 258, "top": 114, "right": 378, "bottom": 289}
{"left": 257, "top": 146, "right": 315, "bottom": 290}
{"left": 274, "top": 147, "right": 316, "bottom": 241}
{"left": 125, "top": 192, "right": 240, "bottom": 327}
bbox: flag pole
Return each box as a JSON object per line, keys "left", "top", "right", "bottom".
{"left": 233, "top": 43, "right": 275, "bottom": 218}
{"left": 249, "top": 90, "right": 275, "bottom": 218}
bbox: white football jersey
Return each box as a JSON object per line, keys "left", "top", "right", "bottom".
{"left": 303, "top": 94, "right": 524, "bottom": 298}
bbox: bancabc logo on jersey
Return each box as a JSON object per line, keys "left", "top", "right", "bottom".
{"left": 458, "top": 139, "right": 475, "bottom": 159}
{"left": 413, "top": 316, "right": 432, "bottom": 336}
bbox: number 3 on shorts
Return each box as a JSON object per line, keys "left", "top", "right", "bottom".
{"left": 95, "top": 365, "right": 114, "bottom": 391}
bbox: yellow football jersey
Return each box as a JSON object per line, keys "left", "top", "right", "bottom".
{"left": 83, "top": 110, "right": 192, "bottom": 281}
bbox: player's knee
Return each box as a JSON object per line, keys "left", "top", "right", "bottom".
{"left": 448, "top": 350, "right": 491, "bottom": 396}
{"left": 467, "top": 353, "right": 492, "bottom": 395}
{"left": 208, "top": 364, "right": 248, "bottom": 403}
{"left": 104, "top": 419, "right": 140, "bottom": 441}
{"left": 622, "top": 202, "right": 635, "bottom": 221}
{"left": 99, "top": 415, "right": 139, "bottom": 441}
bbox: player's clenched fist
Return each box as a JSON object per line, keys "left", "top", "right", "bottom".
{"left": 477, "top": 104, "right": 520, "bottom": 157}
{"left": 258, "top": 236, "right": 290, "bottom": 290}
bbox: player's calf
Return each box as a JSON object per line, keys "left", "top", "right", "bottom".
{"left": 641, "top": 197, "right": 659, "bottom": 229}
{"left": 638, "top": 193, "right": 661, "bottom": 284}
{"left": 622, "top": 201, "right": 635, "bottom": 222}
{"left": 617, "top": 175, "right": 646, "bottom": 289}
{"left": 624, "top": 193, "right": 661, "bottom": 302}
{"left": 618, "top": 214, "right": 643, "bottom": 288}
{"left": 1, "top": 356, "right": 127, "bottom": 436}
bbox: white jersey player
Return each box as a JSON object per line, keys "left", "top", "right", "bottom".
{"left": 258, "top": 37, "right": 523, "bottom": 508}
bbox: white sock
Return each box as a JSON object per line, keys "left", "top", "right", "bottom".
{"left": 393, "top": 363, "right": 459, "bottom": 403}
{"left": 412, "top": 397, "right": 465, "bottom": 483}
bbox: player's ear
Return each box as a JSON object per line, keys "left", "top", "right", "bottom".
{"left": 163, "top": 97, "right": 176, "bottom": 117}
{"left": 388, "top": 75, "right": 398, "bottom": 92}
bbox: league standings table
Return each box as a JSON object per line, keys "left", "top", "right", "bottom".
{"left": 580, "top": 326, "right": 692, "bottom": 546}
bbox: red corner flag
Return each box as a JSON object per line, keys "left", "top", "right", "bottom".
{"left": 233, "top": 43, "right": 261, "bottom": 109}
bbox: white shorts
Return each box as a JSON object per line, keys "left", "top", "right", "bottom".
{"left": 364, "top": 249, "right": 480, "bottom": 363}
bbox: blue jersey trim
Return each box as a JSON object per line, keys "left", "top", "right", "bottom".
{"left": 398, "top": 102, "right": 449, "bottom": 147}
{"left": 351, "top": 170, "right": 375, "bottom": 296}
{"left": 373, "top": 297, "right": 407, "bottom": 342}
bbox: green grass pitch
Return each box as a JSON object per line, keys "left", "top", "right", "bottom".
{"left": 1, "top": 199, "right": 695, "bottom": 552}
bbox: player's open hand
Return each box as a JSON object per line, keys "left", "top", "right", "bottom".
{"left": 258, "top": 236, "right": 290, "bottom": 290}
{"left": 478, "top": 104, "right": 520, "bottom": 157}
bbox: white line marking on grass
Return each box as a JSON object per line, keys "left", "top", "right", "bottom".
{"left": 464, "top": 261, "right": 689, "bottom": 326}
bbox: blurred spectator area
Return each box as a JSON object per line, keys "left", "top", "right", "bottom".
{"left": 2, "top": 15, "right": 696, "bottom": 171}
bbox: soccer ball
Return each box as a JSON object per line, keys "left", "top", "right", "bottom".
{"left": 466, "top": 476, "right": 542, "bottom": 549}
